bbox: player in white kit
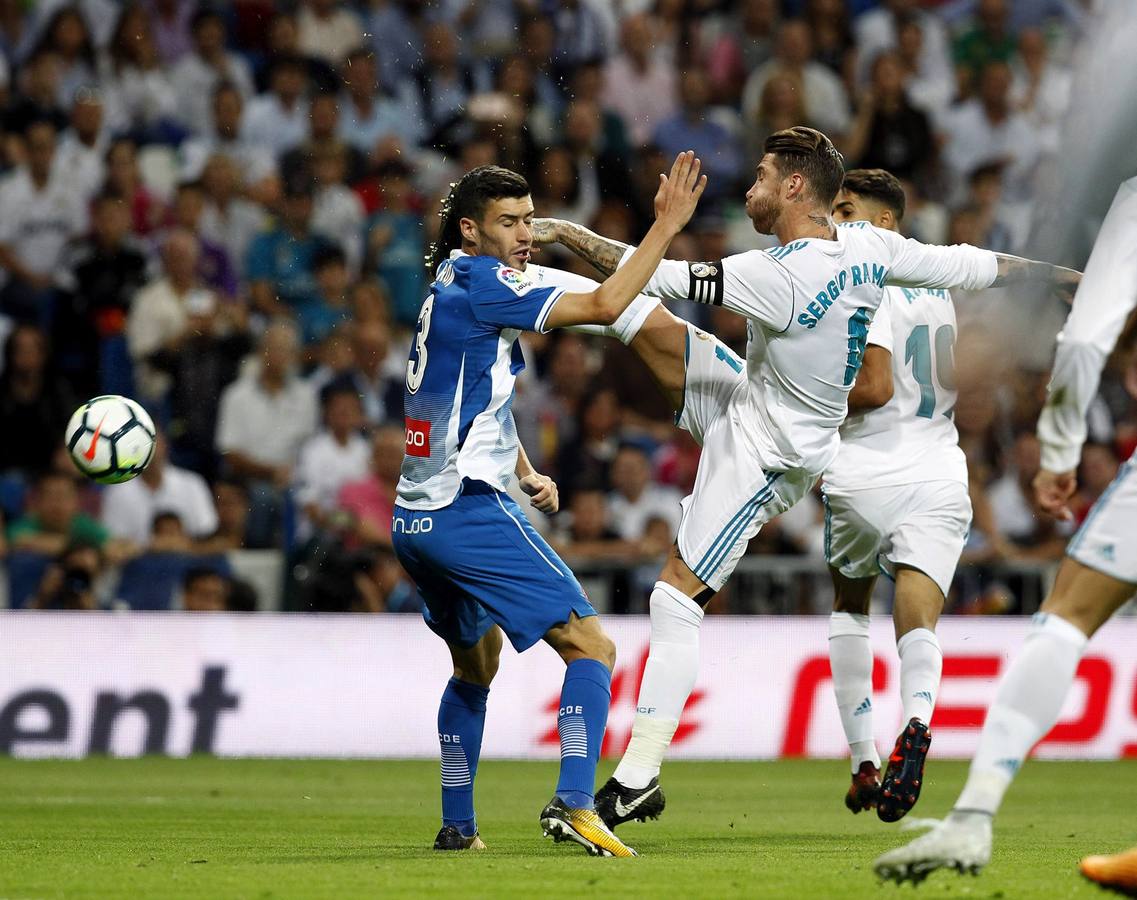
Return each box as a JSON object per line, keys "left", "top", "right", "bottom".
{"left": 823, "top": 170, "right": 970, "bottom": 823}
{"left": 875, "top": 176, "right": 1137, "bottom": 884}
{"left": 533, "top": 127, "right": 1081, "bottom": 830}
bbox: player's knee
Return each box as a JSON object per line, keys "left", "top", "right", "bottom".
{"left": 833, "top": 593, "right": 871, "bottom": 615}
{"left": 452, "top": 656, "right": 498, "bottom": 686}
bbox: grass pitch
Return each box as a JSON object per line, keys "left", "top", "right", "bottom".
{"left": 0, "top": 757, "right": 1133, "bottom": 899}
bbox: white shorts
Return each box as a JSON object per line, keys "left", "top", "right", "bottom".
{"left": 674, "top": 324, "right": 815, "bottom": 591}
{"left": 1067, "top": 455, "right": 1137, "bottom": 583}
{"left": 821, "top": 480, "right": 972, "bottom": 596}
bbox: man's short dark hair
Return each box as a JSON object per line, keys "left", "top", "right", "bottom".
{"left": 184, "top": 566, "right": 226, "bottom": 591}
{"left": 428, "top": 165, "right": 531, "bottom": 272}
{"left": 764, "top": 126, "right": 845, "bottom": 206}
{"left": 842, "top": 168, "right": 906, "bottom": 221}
{"left": 313, "top": 242, "right": 347, "bottom": 272}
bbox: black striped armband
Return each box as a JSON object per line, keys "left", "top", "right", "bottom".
{"left": 688, "top": 261, "right": 724, "bottom": 305}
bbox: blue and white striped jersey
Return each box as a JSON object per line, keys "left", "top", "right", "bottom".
{"left": 396, "top": 251, "right": 565, "bottom": 510}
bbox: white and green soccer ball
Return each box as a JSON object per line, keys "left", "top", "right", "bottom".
{"left": 65, "top": 395, "right": 157, "bottom": 484}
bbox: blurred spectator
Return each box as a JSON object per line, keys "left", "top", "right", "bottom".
{"left": 364, "top": 0, "right": 426, "bottom": 93}
{"left": 607, "top": 444, "right": 682, "bottom": 542}
{"left": 953, "top": 0, "right": 1016, "bottom": 93}
{"left": 8, "top": 471, "right": 111, "bottom": 556}
{"left": 181, "top": 566, "right": 229, "bottom": 611}
{"left": 243, "top": 54, "right": 310, "bottom": 158}
{"left": 804, "top": 0, "right": 855, "bottom": 77}
{"left": 54, "top": 86, "right": 108, "bottom": 201}
{"left": 963, "top": 162, "right": 1020, "bottom": 253}
{"left": 841, "top": 51, "right": 935, "bottom": 183}
{"left": 294, "top": 244, "right": 353, "bottom": 348}
{"left": 517, "top": 17, "right": 569, "bottom": 125}
{"left": 197, "top": 152, "right": 267, "bottom": 280}
{"left": 704, "top": 0, "right": 779, "bottom": 107}
{"left": 408, "top": 21, "right": 489, "bottom": 155}
{"left": 552, "top": 485, "right": 638, "bottom": 562}
{"left": 941, "top": 61, "right": 1040, "bottom": 202}
{"left": 1073, "top": 441, "right": 1121, "bottom": 525}
{"left": 172, "top": 8, "right": 256, "bottom": 138}
{"left": 554, "top": 386, "right": 620, "bottom": 504}
{"left": 215, "top": 320, "right": 318, "bottom": 536}
{"left": 294, "top": 381, "right": 369, "bottom": 541}
{"left": 33, "top": 6, "right": 97, "bottom": 107}
{"left": 1011, "top": 27, "right": 1073, "bottom": 157}
{"left": 197, "top": 478, "right": 252, "bottom": 553}
{"left": 349, "top": 318, "right": 402, "bottom": 426}
{"left": 179, "top": 82, "right": 279, "bottom": 199}
{"left": 28, "top": 540, "right": 102, "bottom": 610}
{"left": 245, "top": 175, "right": 326, "bottom": 318}
{"left": 986, "top": 431, "right": 1069, "bottom": 559}
{"left": 338, "top": 47, "right": 419, "bottom": 158}
{"left": 363, "top": 160, "right": 425, "bottom": 328}
{"left": 145, "top": 286, "right": 252, "bottom": 477}
{"left": 104, "top": 137, "right": 164, "bottom": 237}
{"left": 336, "top": 422, "right": 402, "bottom": 548}
{"left": 532, "top": 144, "right": 599, "bottom": 233}
{"left": 0, "top": 119, "right": 87, "bottom": 323}
{"left": 5, "top": 49, "right": 69, "bottom": 136}
{"left": 146, "top": 0, "right": 196, "bottom": 66}
{"left": 53, "top": 190, "right": 151, "bottom": 392}
{"left": 297, "top": 0, "right": 362, "bottom": 67}
{"left": 102, "top": 4, "right": 180, "bottom": 141}
{"left": 0, "top": 324, "right": 74, "bottom": 476}
{"left": 743, "top": 73, "right": 809, "bottom": 165}
{"left": 561, "top": 98, "right": 633, "bottom": 209}
{"left": 281, "top": 90, "right": 360, "bottom": 185}
{"left": 101, "top": 431, "right": 218, "bottom": 547}
{"left": 854, "top": 0, "right": 954, "bottom": 97}
{"left": 652, "top": 67, "right": 742, "bottom": 202}
{"left": 168, "top": 180, "right": 237, "bottom": 298}
{"left": 895, "top": 15, "right": 955, "bottom": 120}
{"left": 742, "top": 20, "right": 851, "bottom": 141}
{"left": 126, "top": 228, "right": 207, "bottom": 402}
{"left": 310, "top": 144, "right": 366, "bottom": 274}
{"left": 603, "top": 14, "right": 677, "bottom": 148}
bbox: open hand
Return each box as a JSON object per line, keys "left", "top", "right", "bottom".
{"left": 1033, "top": 468, "right": 1077, "bottom": 521}
{"left": 519, "top": 472, "right": 559, "bottom": 515}
{"left": 654, "top": 150, "right": 708, "bottom": 234}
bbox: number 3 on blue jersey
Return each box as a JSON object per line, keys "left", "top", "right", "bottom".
{"left": 407, "top": 294, "right": 434, "bottom": 394}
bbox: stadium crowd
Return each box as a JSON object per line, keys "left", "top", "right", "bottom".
{"left": 0, "top": 0, "right": 1130, "bottom": 615}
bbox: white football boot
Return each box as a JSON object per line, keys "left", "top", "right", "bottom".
{"left": 874, "top": 811, "right": 993, "bottom": 884}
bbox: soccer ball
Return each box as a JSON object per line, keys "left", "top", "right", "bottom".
{"left": 65, "top": 395, "right": 157, "bottom": 484}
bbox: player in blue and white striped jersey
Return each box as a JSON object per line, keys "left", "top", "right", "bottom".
{"left": 393, "top": 155, "right": 705, "bottom": 858}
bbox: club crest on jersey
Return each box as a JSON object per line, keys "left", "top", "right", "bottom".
{"left": 690, "top": 263, "right": 718, "bottom": 278}
{"left": 496, "top": 265, "right": 534, "bottom": 295}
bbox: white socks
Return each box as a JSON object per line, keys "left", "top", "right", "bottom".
{"left": 898, "top": 628, "right": 942, "bottom": 726}
{"left": 956, "top": 613, "right": 1088, "bottom": 816}
{"left": 565, "top": 295, "right": 659, "bottom": 345}
{"left": 613, "top": 582, "right": 703, "bottom": 789}
{"left": 829, "top": 612, "right": 879, "bottom": 772}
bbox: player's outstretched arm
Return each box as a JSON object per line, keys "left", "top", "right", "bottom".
{"left": 530, "top": 218, "right": 629, "bottom": 278}
{"left": 542, "top": 151, "right": 706, "bottom": 329}
{"left": 990, "top": 254, "right": 1082, "bottom": 303}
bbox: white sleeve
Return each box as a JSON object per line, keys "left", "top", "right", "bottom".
{"left": 618, "top": 247, "right": 795, "bottom": 331}
{"left": 866, "top": 289, "right": 894, "bottom": 353}
{"left": 1037, "top": 178, "right": 1137, "bottom": 473}
{"left": 875, "top": 226, "right": 999, "bottom": 291}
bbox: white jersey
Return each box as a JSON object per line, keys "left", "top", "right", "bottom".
{"left": 1038, "top": 176, "right": 1137, "bottom": 473}
{"left": 825, "top": 285, "right": 967, "bottom": 491}
{"left": 623, "top": 221, "right": 998, "bottom": 476}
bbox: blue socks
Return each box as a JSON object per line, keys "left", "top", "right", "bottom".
{"left": 555, "top": 658, "right": 613, "bottom": 809}
{"left": 438, "top": 677, "right": 489, "bottom": 836}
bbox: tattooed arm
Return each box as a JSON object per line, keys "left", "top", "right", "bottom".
{"left": 531, "top": 218, "right": 630, "bottom": 277}
{"left": 992, "top": 254, "right": 1082, "bottom": 303}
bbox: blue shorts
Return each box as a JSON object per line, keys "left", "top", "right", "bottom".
{"left": 392, "top": 480, "right": 596, "bottom": 652}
